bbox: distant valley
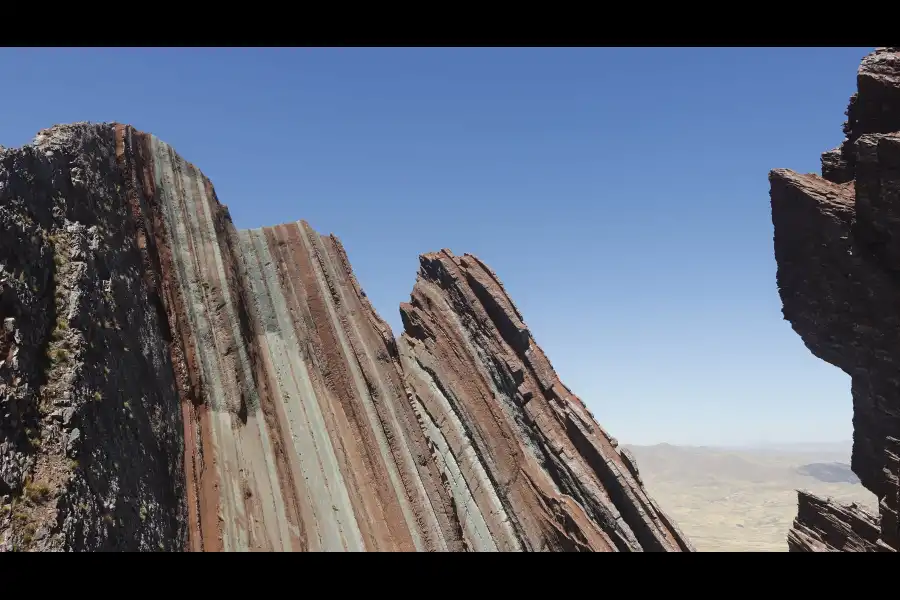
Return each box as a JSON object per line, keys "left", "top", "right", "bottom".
{"left": 624, "top": 442, "right": 877, "bottom": 552}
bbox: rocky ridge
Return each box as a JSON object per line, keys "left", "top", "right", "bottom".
{"left": 770, "top": 47, "right": 900, "bottom": 552}
{"left": 0, "top": 123, "right": 692, "bottom": 551}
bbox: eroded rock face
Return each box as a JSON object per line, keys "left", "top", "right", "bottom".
{"left": 398, "top": 251, "right": 694, "bottom": 551}
{"left": 770, "top": 47, "right": 900, "bottom": 552}
{"left": 0, "top": 122, "right": 690, "bottom": 551}
{"left": 0, "top": 125, "right": 185, "bottom": 551}
{"left": 787, "top": 491, "right": 881, "bottom": 552}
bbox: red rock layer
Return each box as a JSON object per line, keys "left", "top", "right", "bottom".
{"left": 770, "top": 47, "right": 900, "bottom": 552}
{"left": 398, "top": 250, "right": 694, "bottom": 551}
{"left": 1, "top": 122, "right": 692, "bottom": 551}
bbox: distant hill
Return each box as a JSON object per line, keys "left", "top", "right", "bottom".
{"left": 729, "top": 441, "right": 854, "bottom": 457}
{"left": 795, "top": 462, "right": 859, "bottom": 484}
{"left": 623, "top": 442, "right": 876, "bottom": 552}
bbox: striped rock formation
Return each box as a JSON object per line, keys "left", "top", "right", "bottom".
{"left": 0, "top": 122, "right": 692, "bottom": 552}
{"left": 770, "top": 47, "right": 900, "bottom": 552}
{"left": 398, "top": 251, "right": 692, "bottom": 551}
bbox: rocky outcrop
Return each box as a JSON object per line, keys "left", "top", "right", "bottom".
{"left": 0, "top": 122, "right": 691, "bottom": 551}
{"left": 0, "top": 125, "right": 185, "bottom": 551}
{"left": 771, "top": 47, "right": 900, "bottom": 552}
{"left": 787, "top": 491, "right": 881, "bottom": 552}
{"left": 398, "top": 251, "right": 693, "bottom": 551}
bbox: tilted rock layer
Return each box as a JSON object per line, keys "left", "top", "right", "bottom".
{"left": 771, "top": 47, "right": 900, "bottom": 552}
{"left": 0, "top": 123, "right": 692, "bottom": 551}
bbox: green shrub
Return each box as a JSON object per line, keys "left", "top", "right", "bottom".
{"left": 23, "top": 482, "right": 51, "bottom": 503}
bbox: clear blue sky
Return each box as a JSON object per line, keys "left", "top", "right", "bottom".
{"left": 0, "top": 47, "right": 872, "bottom": 447}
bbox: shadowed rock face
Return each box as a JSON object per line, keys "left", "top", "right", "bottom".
{"left": 770, "top": 47, "right": 900, "bottom": 552}
{"left": 0, "top": 122, "right": 691, "bottom": 551}
{"left": 787, "top": 491, "right": 881, "bottom": 551}
{"left": 0, "top": 124, "right": 185, "bottom": 551}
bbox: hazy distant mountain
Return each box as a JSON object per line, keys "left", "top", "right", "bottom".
{"left": 623, "top": 442, "right": 875, "bottom": 552}
{"left": 731, "top": 441, "right": 854, "bottom": 457}
{"left": 795, "top": 462, "right": 859, "bottom": 484}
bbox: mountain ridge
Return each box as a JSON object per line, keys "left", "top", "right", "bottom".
{"left": 0, "top": 122, "right": 692, "bottom": 551}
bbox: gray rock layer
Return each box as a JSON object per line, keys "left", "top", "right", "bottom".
{"left": 0, "top": 122, "right": 692, "bottom": 552}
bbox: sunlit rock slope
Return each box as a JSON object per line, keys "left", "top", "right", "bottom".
{"left": 0, "top": 122, "right": 692, "bottom": 552}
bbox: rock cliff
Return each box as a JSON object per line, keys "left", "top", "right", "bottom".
{"left": 0, "top": 122, "right": 692, "bottom": 551}
{"left": 770, "top": 47, "right": 900, "bottom": 552}
{"left": 398, "top": 251, "right": 692, "bottom": 551}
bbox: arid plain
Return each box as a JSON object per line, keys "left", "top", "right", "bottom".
{"left": 624, "top": 443, "right": 878, "bottom": 552}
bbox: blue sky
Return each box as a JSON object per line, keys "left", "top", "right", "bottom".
{"left": 0, "top": 47, "right": 872, "bottom": 446}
